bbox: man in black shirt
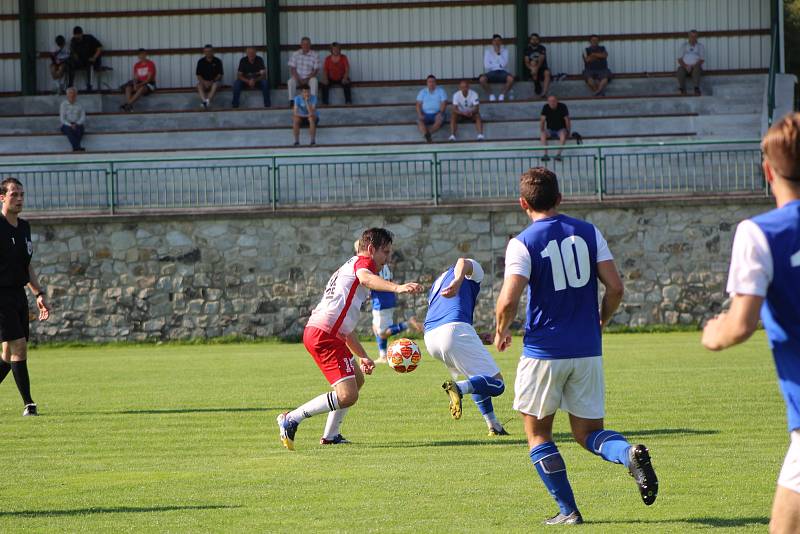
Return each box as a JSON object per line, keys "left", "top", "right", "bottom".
{"left": 524, "top": 33, "right": 551, "bottom": 97}
{"left": 196, "top": 45, "right": 224, "bottom": 110}
{"left": 67, "top": 26, "right": 103, "bottom": 92}
{"left": 232, "top": 47, "right": 270, "bottom": 109}
{"left": 539, "top": 95, "right": 571, "bottom": 162}
{"left": 0, "top": 178, "right": 50, "bottom": 417}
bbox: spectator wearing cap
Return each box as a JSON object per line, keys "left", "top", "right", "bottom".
{"left": 67, "top": 26, "right": 103, "bottom": 92}
{"left": 582, "top": 35, "right": 612, "bottom": 96}
{"left": 524, "top": 33, "right": 551, "bottom": 98}
{"left": 287, "top": 37, "right": 321, "bottom": 107}
{"left": 196, "top": 44, "right": 223, "bottom": 110}
{"left": 60, "top": 87, "right": 86, "bottom": 152}
{"left": 676, "top": 30, "right": 705, "bottom": 95}
{"left": 232, "top": 47, "right": 270, "bottom": 108}
{"left": 320, "top": 42, "right": 352, "bottom": 105}
{"left": 49, "top": 35, "right": 70, "bottom": 94}
{"left": 416, "top": 75, "right": 448, "bottom": 143}
{"left": 478, "top": 34, "right": 514, "bottom": 101}
{"left": 119, "top": 49, "right": 156, "bottom": 112}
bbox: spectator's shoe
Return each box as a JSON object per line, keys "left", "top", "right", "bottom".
{"left": 541, "top": 155, "right": 551, "bottom": 162}
{"left": 73, "top": 147, "right": 86, "bottom": 152}
{"left": 694, "top": 87, "right": 702, "bottom": 96}
{"left": 554, "top": 156, "right": 563, "bottom": 162}
{"left": 489, "top": 94, "right": 497, "bottom": 102}
{"left": 293, "top": 141, "right": 300, "bottom": 146}
{"left": 678, "top": 88, "right": 686, "bottom": 95}
{"left": 345, "top": 100, "right": 352, "bottom": 105}
{"left": 23, "top": 403, "right": 38, "bottom": 416}
{"left": 201, "top": 100, "right": 208, "bottom": 110}
{"left": 498, "top": 94, "right": 505, "bottom": 101}
{"left": 85, "top": 85, "right": 94, "bottom": 93}
{"left": 448, "top": 134, "right": 456, "bottom": 142}
{"left": 488, "top": 426, "right": 509, "bottom": 436}
{"left": 424, "top": 132, "right": 432, "bottom": 143}
{"left": 534, "top": 80, "right": 542, "bottom": 95}
{"left": 288, "top": 100, "right": 293, "bottom": 109}
{"left": 441, "top": 380, "right": 463, "bottom": 420}
{"left": 320, "top": 434, "right": 351, "bottom": 445}
{"left": 544, "top": 512, "right": 583, "bottom": 525}
{"left": 309, "top": 140, "right": 316, "bottom": 146}
{"left": 628, "top": 444, "right": 658, "bottom": 505}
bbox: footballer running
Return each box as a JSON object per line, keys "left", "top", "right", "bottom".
{"left": 277, "top": 228, "right": 423, "bottom": 449}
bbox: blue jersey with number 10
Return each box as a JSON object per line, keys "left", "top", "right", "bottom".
{"left": 515, "top": 215, "right": 601, "bottom": 359}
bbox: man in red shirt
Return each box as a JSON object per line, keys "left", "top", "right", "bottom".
{"left": 120, "top": 49, "right": 156, "bottom": 112}
{"left": 320, "top": 42, "right": 352, "bottom": 105}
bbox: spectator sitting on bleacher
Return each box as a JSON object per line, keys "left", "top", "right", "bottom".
{"left": 119, "top": 49, "right": 156, "bottom": 112}
{"left": 416, "top": 75, "right": 448, "bottom": 143}
{"left": 232, "top": 47, "right": 270, "bottom": 109}
{"left": 582, "top": 35, "right": 611, "bottom": 96}
{"left": 539, "top": 95, "right": 570, "bottom": 162}
{"left": 449, "top": 80, "right": 484, "bottom": 142}
{"left": 287, "top": 37, "right": 320, "bottom": 108}
{"left": 676, "top": 30, "right": 705, "bottom": 96}
{"left": 292, "top": 84, "right": 318, "bottom": 147}
{"left": 196, "top": 45, "right": 223, "bottom": 110}
{"left": 60, "top": 87, "right": 86, "bottom": 152}
{"left": 67, "top": 26, "right": 103, "bottom": 93}
{"left": 49, "top": 35, "right": 70, "bottom": 95}
{"left": 320, "top": 42, "right": 352, "bottom": 105}
{"left": 524, "top": 33, "right": 551, "bottom": 98}
{"left": 479, "top": 34, "right": 514, "bottom": 102}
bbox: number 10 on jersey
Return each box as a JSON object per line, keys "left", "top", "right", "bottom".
{"left": 541, "top": 236, "right": 591, "bottom": 291}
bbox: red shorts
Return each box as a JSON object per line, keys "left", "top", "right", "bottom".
{"left": 303, "top": 326, "right": 356, "bottom": 385}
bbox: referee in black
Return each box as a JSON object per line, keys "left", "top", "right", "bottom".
{"left": 0, "top": 178, "right": 50, "bottom": 416}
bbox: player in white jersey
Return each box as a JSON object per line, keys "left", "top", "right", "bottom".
{"left": 702, "top": 114, "right": 800, "bottom": 533}
{"left": 277, "top": 228, "right": 423, "bottom": 450}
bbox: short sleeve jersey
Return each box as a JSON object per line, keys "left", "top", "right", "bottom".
{"left": 51, "top": 45, "right": 70, "bottom": 64}
{"left": 424, "top": 259, "right": 484, "bottom": 332}
{"left": 504, "top": 214, "right": 613, "bottom": 359}
{"left": 307, "top": 255, "right": 377, "bottom": 337}
{"left": 541, "top": 103, "right": 569, "bottom": 131}
{"left": 238, "top": 56, "right": 266, "bottom": 79}
{"left": 324, "top": 54, "right": 349, "bottom": 81}
{"left": 416, "top": 87, "right": 448, "bottom": 115}
{"left": 71, "top": 34, "right": 102, "bottom": 61}
{"left": 525, "top": 44, "right": 549, "bottom": 70}
{"left": 196, "top": 57, "right": 224, "bottom": 81}
{"left": 584, "top": 45, "right": 609, "bottom": 70}
{"left": 452, "top": 89, "right": 479, "bottom": 113}
{"left": 293, "top": 94, "right": 319, "bottom": 117}
{"left": 371, "top": 265, "right": 396, "bottom": 310}
{"left": 133, "top": 59, "right": 156, "bottom": 83}
{"left": 726, "top": 200, "right": 800, "bottom": 431}
{"left": 0, "top": 217, "right": 32, "bottom": 289}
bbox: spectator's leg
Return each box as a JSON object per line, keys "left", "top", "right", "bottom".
{"left": 308, "top": 116, "right": 317, "bottom": 144}
{"left": 231, "top": 79, "right": 243, "bottom": 108}
{"left": 502, "top": 73, "right": 515, "bottom": 96}
{"left": 197, "top": 81, "right": 208, "bottom": 102}
{"left": 584, "top": 74, "right": 597, "bottom": 93}
{"left": 474, "top": 112, "right": 484, "bottom": 135}
{"left": 596, "top": 77, "right": 609, "bottom": 95}
{"left": 129, "top": 85, "right": 147, "bottom": 106}
{"left": 417, "top": 118, "right": 429, "bottom": 137}
{"left": 61, "top": 125, "right": 80, "bottom": 151}
{"left": 66, "top": 60, "right": 76, "bottom": 88}
{"left": 207, "top": 82, "right": 219, "bottom": 105}
{"left": 342, "top": 80, "right": 352, "bottom": 104}
{"left": 449, "top": 113, "right": 458, "bottom": 136}
{"left": 49, "top": 63, "right": 58, "bottom": 80}
{"left": 557, "top": 129, "right": 568, "bottom": 156}
{"left": 320, "top": 82, "right": 330, "bottom": 105}
{"left": 676, "top": 67, "right": 687, "bottom": 93}
{"left": 540, "top": 130, "right": 549, "bottom": 156}
{"left": 75, "top": 124, "right": 84, "bottom": 148}
{"left": 541, "top": 70, "right": 552, "bottom": 96}
{"left": 478, "top": 74, "right": 491, "bottom": 97}
{"left": 258, "top": 80, "right": 271, "bottom": 107}
{"left": 430, "top": 113, "right": 444, "bottom": 134}
{"left": 308, "top": 77, "right": 319, "bottom": 96}
{"left": 292, "top": 116, "right": 301, "bottom": 143}
{"left": 123, "top": 83, "right": 133, "bottom": 105}
{"left": 287, "top": 78, "right": 297, "bottom": 104}
{"left": 691, "top": 66, "right": 702, "bottom": 92}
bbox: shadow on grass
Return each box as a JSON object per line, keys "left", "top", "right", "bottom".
{"left": 66, "top": 407, "right": 285, "bottom": 416}
{"left": 591, "top": 516, "right": 769, "bottom": 528}
{"left": 0, "top": 504, "right": 240, "bottom": 518}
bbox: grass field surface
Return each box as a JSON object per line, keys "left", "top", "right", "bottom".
{"left": 0, "top": 332, "right": 786, "bottom": 533}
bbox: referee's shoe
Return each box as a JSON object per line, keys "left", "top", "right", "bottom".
{"left": 22, "top": 403, "right": 37, "bottom": 416}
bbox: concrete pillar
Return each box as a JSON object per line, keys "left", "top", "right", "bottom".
{"left": 18, "top": 0, "right": 36, "bottom": 95}
{"left": 265, "top": 0, "right": 281, "bottom": 89}
{"left": 514, "top": 0, "right": 528, "bottom": 80}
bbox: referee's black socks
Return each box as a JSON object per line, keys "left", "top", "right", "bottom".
{"left": 0, "top": 360, "right": 10, "bottom": 384}
{"left": 10, "top": 360, "right": 33, "bottom": 405}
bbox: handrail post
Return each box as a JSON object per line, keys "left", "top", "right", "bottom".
{"left": 595, "top": 147, "right": 604, "bottom": 201}
{"left": 271, "top": 155, "right": 278, "bottom": 211}
{"left": 107, "top": 162, "right": 116, "bottom": 215}
{"left": 432, "top": 152, "right": 440, "bottom": 206}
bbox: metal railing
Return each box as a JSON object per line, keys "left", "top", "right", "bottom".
{"left": 767, "top": 17, "right": 779, "bottom": 126}
{"left": 0, "top": 139, "right": 764, "bottom": 215}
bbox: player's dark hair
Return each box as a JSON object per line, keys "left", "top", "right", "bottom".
{"left": 358, "top": 228, "right": 394, "bottom": 253}
{"left": 762, "top": 112, "right": 800, "bottom": 182}
{"left": 492, "top": 34, "right": 502, "bottom": 40}
{"left": 73, "top": 26, "right": 83, "bottom": 35}
{"left": 299, "top": 84, "right": 310, "bottom": 91}
{"left": 301, "top": 36, "right": 311, "bottom": 42}
{"left": 520, "top": 167, "right": 560, "bottom": 212}
{"left": 530, "top": 33, "right": 540, "bottom": 39}
{"left": 590, "top": 34, "right": 600, "bottom": 39}
{"left": 0, "top": 177, "right": 23, "bottom": 196}
{"left": 426, "top": 74, "right": 436, "bottom": 81}
{"left": 55, "top": 35, "right": 65, "bottom": 46}
{"left": 203, "top": 44, "right": 213, "bottom": 49}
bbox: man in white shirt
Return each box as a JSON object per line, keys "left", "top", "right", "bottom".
{"left": 676, "top": 30, "right": 705, "bottom": 95}
{"left": 449, "top": 80, "right": 484, "bottom": 141}
{"left": 287, "top": 37, "right": 321, "bottom": 107}
{"left": 478, "top": 34, "right": 514, "bottom": 102}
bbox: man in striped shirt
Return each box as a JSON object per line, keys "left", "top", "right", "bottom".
{"left": 277, "top": 228, "right": 423, "bottom": 449}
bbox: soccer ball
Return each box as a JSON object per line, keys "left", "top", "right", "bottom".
{"left": 387, "top": 338, "right": 422, "bottom": 373}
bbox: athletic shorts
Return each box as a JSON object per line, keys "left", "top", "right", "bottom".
{"left": 545, "top": 128, "right": 568, "bottom": 140}
{"left": 583, "top": 68, "right": 612, "bottom": 81}
{"left": 779, "top": 430, "right": 800, "bottom": 493}
{"left": 303, "top": 326, "right": 356, "bottom": 386}
{"left": 513, "top": 356, "right": 604, "bottom": 419}
{"left": 0, "top": 288, "right": 29, "bottom": 342}
{"left": 298, "top": 116, "right": 319, "bottom": 127}
{"left": 424, "top": 322, "right": 500, "bottom": 379}
{"left": 422, "top": 112, "right": 441, "bottom": 125}
{"left": 372, "top": 308, "right": 394, "bottom": 333}
{"left": 482, "top": 70, "right": 511, "bottom": 83}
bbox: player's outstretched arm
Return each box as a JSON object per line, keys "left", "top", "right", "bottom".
{"left": 597, "top": 259, "right": 624, "bottom": 329}
{"left": 356, "top": 269, "right": 423, "bottom": 294}
{"left": 441, "top": 257, "right": 473, "bottom": 297}
{"left": 701, "top": 294, "right": 763, "bottom": 351}
{"left": 344, "top": 330, "right": 374, "bottom": 374}
{"left": 495, "top": 274, "right": 527, "bottom": 351}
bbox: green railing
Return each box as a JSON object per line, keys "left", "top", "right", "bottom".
{"left": 767, "top": 17, "right": 779, "bottom": 126}
{"left": 0, "top": 139, "right": 764, "bottom": 215}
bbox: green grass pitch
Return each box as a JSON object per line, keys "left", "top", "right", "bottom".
{"left": 0, "top": 332, "right": 785, "bottom": 533}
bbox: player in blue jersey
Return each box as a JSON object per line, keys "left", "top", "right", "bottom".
{"left": 495, "top": 167, "right": 658, "bottom": 525}
{"left": 355, "top": 241, "right": 421, "bottom": 363}
{"left": 702, "top": 114, "right": 800, "bottom": 534}
{"left": 424, "top": 258, "right": 508, "bottom": 436}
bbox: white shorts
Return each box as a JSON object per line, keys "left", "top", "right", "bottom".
{"left": 423, "top": 322, "right": 501, "bottom": 379}
{"left": 779, "top": 430, "right": 800, "bottom": 493}
{"left": 513, "top": 356, "right": 604, "bottom": 419}
{"left": 372, "top": 308, "right": 393, "bottom": 333}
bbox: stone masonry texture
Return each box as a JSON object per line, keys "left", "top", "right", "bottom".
{"left": 27, "top": 199, "right": 771, "bottom": 342}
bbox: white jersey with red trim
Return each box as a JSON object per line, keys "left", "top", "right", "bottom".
{"left": 307, "top": 255, "right": 378, "bottom": 337}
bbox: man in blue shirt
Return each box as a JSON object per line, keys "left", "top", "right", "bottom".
{"left": 702, "top": 113, "right": 800, "bottom": 533}
{"left": 416, "top": 75, "right": 448, "bottom": 143}
{"left": 495, "top": 167, "right": 658, "bottom": 525}
{"left": 424, "top": 258, "right": 508, "bottom": 435}
{"left": 292, "top": 84, "right": 318, "bottom": 146}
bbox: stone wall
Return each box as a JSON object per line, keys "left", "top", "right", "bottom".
{"left": 28, "top": 198, "right": 772, "bottom": 342}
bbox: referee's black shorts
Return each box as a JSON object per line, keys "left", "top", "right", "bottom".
{"left": 0, "top": 287, "right": 29, "bottom": 342}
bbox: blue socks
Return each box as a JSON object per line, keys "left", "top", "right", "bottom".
{"left": 456, "top": 375, "right": 505, "bottom": 397}
{"left": 530, "top": 442, "right": 578, "bottom": 515}
{"left": 586, "top": 430, "right": 632, "bottom": 467}
{"left": 376, "top": 336, "right": 388, "bottom": 352}
{"left": 388, "top": 322, "right": 408, "bottom": 335}
{"left": 472, "top": 394, "right": 494, "bottom": 416}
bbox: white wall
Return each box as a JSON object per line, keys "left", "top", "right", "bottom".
{"left": 0, "top": 0, "right": 19, "bottom": 93}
